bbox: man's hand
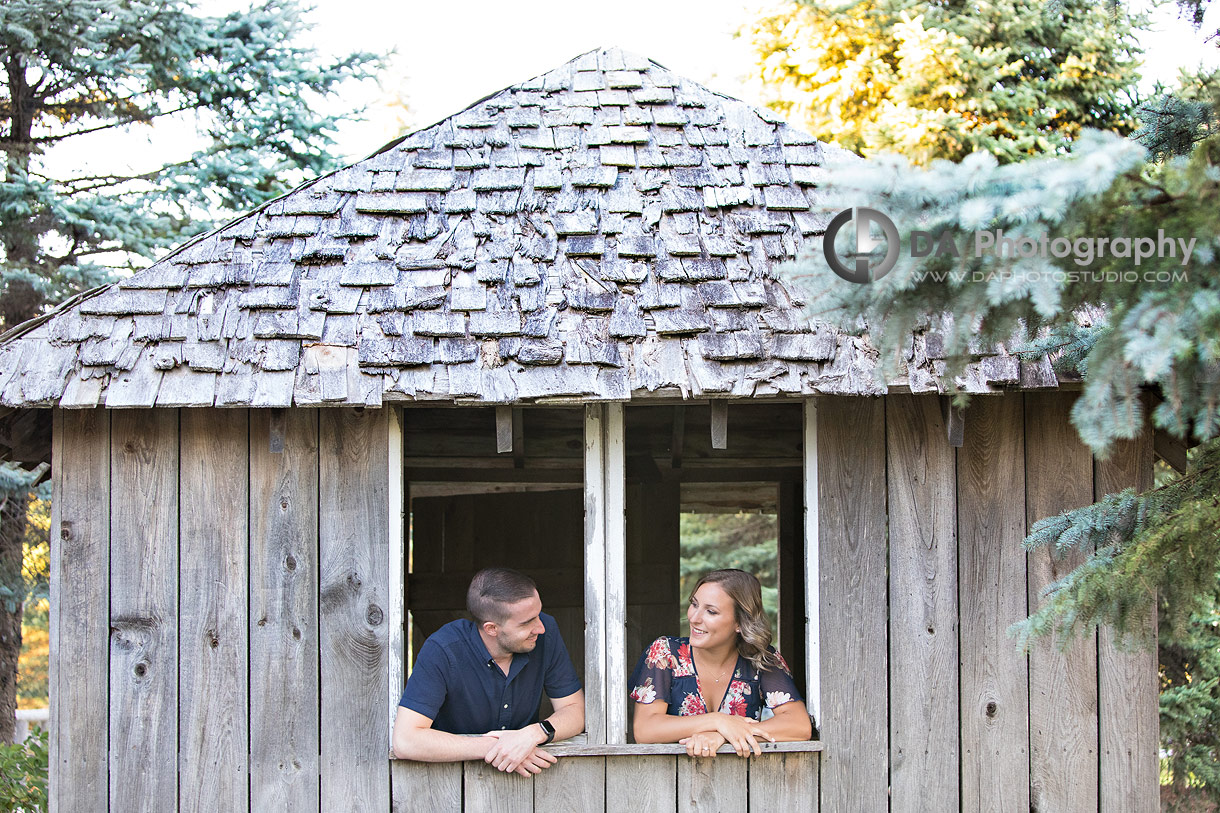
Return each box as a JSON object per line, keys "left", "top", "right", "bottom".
{"left": 483, "top": 726, "right": 551, "bottom": 775}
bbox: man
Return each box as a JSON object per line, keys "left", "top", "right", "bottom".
{"left": 392, "top": 568, "right": 585, "bottom": 776}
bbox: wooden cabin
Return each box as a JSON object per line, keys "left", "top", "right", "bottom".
{"left": 0, "top": 48, "right": 1158, "bottom": 812}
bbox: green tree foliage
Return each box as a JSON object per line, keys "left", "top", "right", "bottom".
{"left": 788, "top": 126, "right": 1219, "bottom": 636}
{"left": 0, "top": 727, "right": 46, "bottom": 813}
{"left": 679, "top": 513, "right": 779, "bottom": 636}
{"left": 1159, "top": 552, "right": 1220, "bottom": 803}
{"left": 0, "top": 0, "right": 381, "bottom": 327}
{"left": 744, "top": 0, "right": 1143, "bottom": 164}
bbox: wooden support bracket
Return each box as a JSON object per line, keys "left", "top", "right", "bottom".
{"left": 670, "top": 405, "right": 685, "bottom": 469}
{"left": 710, "top": 401, "right": 728, "bottom": 451}
{"left": 1154, "top": 428, "right": 1189, "bottom": 473}
{"left": 495, "top": 406, "right": 513, "bottom": 454}
{"left": 512, "top": 408, "right": 525, "bottom": 469}
{"left": 940, "top": 396, "right": 965, "bottom": 448}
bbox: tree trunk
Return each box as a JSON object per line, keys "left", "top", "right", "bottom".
{"left": 0, "top": 491, "right": 28, "bottom": 744}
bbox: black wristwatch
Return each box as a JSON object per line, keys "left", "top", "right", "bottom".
{"left": 538, "top": 720, "right": 556, "bottom": 745}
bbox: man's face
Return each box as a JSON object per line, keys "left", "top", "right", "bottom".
{"left": 490, "top": 591, "right": 546, "bottom": 655}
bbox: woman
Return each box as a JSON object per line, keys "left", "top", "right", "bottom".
{"left": 629, "top": 569, "right": 812, "bottom": 757}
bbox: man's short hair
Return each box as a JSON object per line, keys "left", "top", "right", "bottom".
{"left": 466, "top": 568, "right": 538, "bottom": 625}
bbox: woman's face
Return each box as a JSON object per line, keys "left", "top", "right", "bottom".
{"left": 687, "top": 581, "right": 738, "bottom": 651}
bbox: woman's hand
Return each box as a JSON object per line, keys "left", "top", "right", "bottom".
{"left": 710, "top": 712, "right": 774, "bottom": 757}
{"left": 679, "top": 730, "right": 727, "bottom": 758}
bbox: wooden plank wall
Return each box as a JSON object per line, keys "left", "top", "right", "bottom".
{"left": 48, "top": 395, "right": 1160, "bottom": 812}
{"left": 392, "top": 753, "right": 820, "bottom": 813}
{"left": 54, "top": 407, "right": 395, "bottom": 813}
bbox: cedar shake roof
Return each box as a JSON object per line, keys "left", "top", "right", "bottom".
{"left": 0, "top": 47, "right": 1053, "bottom": 409}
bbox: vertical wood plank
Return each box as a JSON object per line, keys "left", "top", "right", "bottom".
{"left": 748, "top": 751, "right": 819, "bottom": 812}
{"left": 1026, "top": 392, "right": 1098, "bottom": 813}
{"left": 387, "top": 407, "right": 407, "bottom": 751}
{"left": 249, "top": 408, "right": 320, "bottom": 811}
{"left": 464, "top": 761, "right": 533, "bottom": 813}
{"left": 607, "top": 755, "right": 676, "bottom": 813}
{"left": 585, "top": 404, "right": 608, "bottom": 743}
{"left": 109, "top": 409, "right": 179, "bottom": 813}
{"left": 319, "top": 408, "right": 390, "bottom": 812}
{"left": 178, "top": 409, "right": 249, "bottom": 813}
{"left": 390, "top": 761, "right": 461, "bottom": 813}
{"left": 958, "top": 394, "right": 1029, "bottom": 813}
{"left": 1096, "top": 431, "right": 1159, "bottom": 813}
{"left": 605, "top": 403, "right": 627, "bottom": 744}
{"left": 817, "top": 396, "right": 887, "bottom": 813}
{"left": 535, "top": 756, "right": 606, "bottom": 812}
{"left": 886, "top": 394, "right": 959, "bottom": 813}
{"left": 802, "top": 399, "right": 820, "bottom": 730}
{"left": 678, "top": 756, "right": 747, "bottom": 813}
{"left": 51, "top": 408, "right": 110, "bottom": 813}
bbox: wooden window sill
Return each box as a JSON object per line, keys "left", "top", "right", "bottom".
{"left": 389, "top": 737, "right": 823, "bottom": 760}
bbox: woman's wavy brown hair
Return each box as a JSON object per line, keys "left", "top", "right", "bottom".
{"left": 690, "top": 569, "right": 783, "bottom": 673}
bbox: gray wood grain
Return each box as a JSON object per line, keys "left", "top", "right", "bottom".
{"left": 817, "top": 396, "right": 887, "bottom": 813}
{"left": 958, "top": 394, "right": 1029, "bottom": 813}
{"left": 1096, "top": 430, "right": 1159, "bottom": 813}
{"left": 886, "top": 394, "right": 959, "bottom": 813}
{"left": 319, "top": 408, "right": 391, "bottom": 811}
{"left": 51, "top": 409, "right": 110, "bottom": 813}
{"left": 535, "top": 755, "right": 606, "bottom": 812}
{"left": 607, "top": 755, "right": 676, "bottom": 813}
{"left": 605, "top": 403, "right": 628, "bottom": 744}
{"left": 178, "top": 409, "right": 249, "bottom": 813}
{"left": 109, "top": 409, "right": 179, "bottom": 813}
{"left": 677, "top": 755, "right": 747, "bottom": 813}
{"left": 250, "top": 408, "right": 320, "bottom": 811}
{"left": 748, "top": 751, "right": 819, "bottom": 812}
{"left": 585, "top": 404, "right": 608, "bottom": 743}
{"left": 1025, "top": 392, "right": 1098, "bottom": 813}
{"left": 390, "top": 761, "right": 461, "bottom": 813}
{"left": 463, "top": 761, "right": 533, "bottom": 813}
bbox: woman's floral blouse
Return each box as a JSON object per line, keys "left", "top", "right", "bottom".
{"left": 628, "top": 636, "right": 803, "bottom": 720}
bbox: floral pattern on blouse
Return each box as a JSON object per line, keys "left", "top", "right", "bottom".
{"left": 628, "top": 636, "right": 803, "bottom": 722}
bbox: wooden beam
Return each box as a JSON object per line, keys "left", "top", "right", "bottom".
{"left": 495, "top": 406, "right": 513, "bottom": 454}
{"left": 583, "top": 405, "right": 607, "bottom": 743}
{"left": 604, "top": 403, "right": 627, "bottom": 745}
{"left": 1154, "top": 428, "right": 1188, "bottom": 473}
{"left": 941, "top": 395, "right": 965, "bottom": 447}
{"left": 670, "top": 405, "right": 685, "bottom": 469}
{"left": 710, "top": 401, "right": 728, "bottom": 450}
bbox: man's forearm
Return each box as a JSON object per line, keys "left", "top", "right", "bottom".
{"left": 544, "top": 702, "right": 585, "bottom": 742}
{"left": 395, "top": 727, "right": 494, "bottom": 762}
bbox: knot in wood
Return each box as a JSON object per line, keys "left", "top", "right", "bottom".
{"left": 284, "top": 554, "right": 297, "bottom": 571}
{"left": 985, "top": 701, "right": 998, "bottom": 717}
{"left": 366, "top": 604, "right": 384, "bottom": 626}
{"left": 134, "top": 662, "right": 149, "bottom": 678}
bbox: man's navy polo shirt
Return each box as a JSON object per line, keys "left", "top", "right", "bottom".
{"left": 398, "top": 612, "right": 582, "bottom": 734}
